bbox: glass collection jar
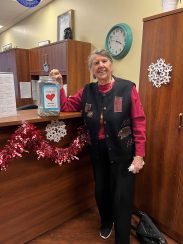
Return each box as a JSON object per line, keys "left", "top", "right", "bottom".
{"left": 37, "top": 76, "right": 60, "bottom": 116}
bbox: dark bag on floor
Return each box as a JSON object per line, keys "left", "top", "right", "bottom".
{"left": 132, "top": 211, "right": 168, "bottom": 244}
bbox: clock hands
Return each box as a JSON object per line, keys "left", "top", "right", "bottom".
{"left": 110, "top": 39, "right": 123, "bottom": 45}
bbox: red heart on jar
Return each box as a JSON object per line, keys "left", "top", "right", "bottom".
{"left": 46, "top": 94, "right": 55, "bottom": 101}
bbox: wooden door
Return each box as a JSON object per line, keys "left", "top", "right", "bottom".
{"left": 48, "top": 41, "right": 67, "bottom": 73}
{"left": 15, "top": 49, "right": 32, "bottom": 107}
{"left": 133, "top": 10, "right": 183, "bottom": 243}
{"left": 29, "top": 42, "right": 67, "bottom": 76}
{"left": 0, "top": 49, "right": 31, "bottom": 107}
{"left": 0, "top": 50, "right": 19, "bottom": 104}
{"left": 0, "top": 52, "right": 9, "bottom": 72}
{"left": 0, "top": 50, "right": 16, "bottom": 73}
{"left": 29, "top": 47, "right": 41, "bottom": 74}
{"left": 67, "top": 40, "right": 91, "bottom": 95}
{"left": 171, "top": 154, "right": 183, "bottom": 242}
{"left": 168, "top": 19, "right": 183, "bottom": 237}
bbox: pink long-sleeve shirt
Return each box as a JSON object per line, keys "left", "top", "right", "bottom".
{"left": 60, "top": 82, "right": 146, "bottom": 157}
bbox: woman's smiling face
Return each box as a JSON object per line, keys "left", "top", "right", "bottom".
{"left": 92, "top": 55, "right": 112, "bottom": 84}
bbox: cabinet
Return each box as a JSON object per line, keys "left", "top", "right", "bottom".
{"left": 29, "top": 40, "right": 91, "bottom": 96}
{"left": 133, "top": 9, "right": 183, "bottom": 243}
{"left": 0, "top": 48, "right": 32, "bottom": 107}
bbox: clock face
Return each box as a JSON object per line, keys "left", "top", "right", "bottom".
{"left": 105, "top": 23, "right": 133, "bottom": 59}
{"left": 107, "top": 27, "right": 126, "bottom": 56}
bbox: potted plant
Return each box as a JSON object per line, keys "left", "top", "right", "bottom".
{"left": 162, "top": 0, "right": 181, "bottom": 12}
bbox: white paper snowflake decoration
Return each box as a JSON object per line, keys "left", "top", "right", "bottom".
{"left": 148, "top": 58, "right": 172, "bottom": 88}
{"left": 45, "top": 120, "right": 67, "bottom": 143}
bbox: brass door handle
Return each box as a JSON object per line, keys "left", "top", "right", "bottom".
{"left": 179, "top": 113, "right": 183, "bottom": 129}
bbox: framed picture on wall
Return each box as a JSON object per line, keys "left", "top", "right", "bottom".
{"left": 57, "top": 9, "right": 74, "bottom": 41}
{"left": 38, "top": 40, "right": 50, "bottom": 47}
{"left": 2, "top": 43, "right": 12, "bottom": 52}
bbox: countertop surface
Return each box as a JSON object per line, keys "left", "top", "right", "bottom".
{"left": 0, "top": 109, "right": 82, "bottom": 127}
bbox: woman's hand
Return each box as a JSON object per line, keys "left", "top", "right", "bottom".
{"left": 128, "top": 156, "right": 145, "bottom": 174}
{"left": 49, "top": 69, "right": 63, "bottom": 88}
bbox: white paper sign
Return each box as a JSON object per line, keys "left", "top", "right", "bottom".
{"left": 42, "top": 85, "right": 59, "bottom": 110}
{"left": 63, "top": 84, "right": 67, "bottom": 97}
{"left": 20, "top": 81, "right": 32, "bottom": 98}
{"left": 31, "top": 80, "right": 38, "bottom": 101}
{"left": 0, "top": 72, "right": 17, "bottom": 117}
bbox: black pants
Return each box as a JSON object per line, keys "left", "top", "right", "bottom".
{"left": 90, "top": 140, "right": 134, "bottom": 244}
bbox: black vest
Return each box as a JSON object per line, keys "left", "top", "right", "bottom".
{"left": 81, "top": 77, "right": 135, "bottom": 167}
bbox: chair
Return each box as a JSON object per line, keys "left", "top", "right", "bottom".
{"left": 17, "top": 104, "right": 38, "bottom": 110}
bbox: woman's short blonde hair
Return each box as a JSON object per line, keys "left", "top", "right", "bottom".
{"left": 88, "top": 49, "right": 113, "bottom": 70}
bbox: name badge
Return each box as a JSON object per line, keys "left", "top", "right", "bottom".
{"left": 85, "top": 103, "right": 92, "bottom": 112}
{"left": 114, "top": 96, "right": 122, "bottom": 112}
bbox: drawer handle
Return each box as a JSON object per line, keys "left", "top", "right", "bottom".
{"left": 179, "top": 113, "right": 183, "bottom": 129}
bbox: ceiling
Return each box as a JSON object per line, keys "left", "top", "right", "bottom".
{"left": 0, "top": 0, "right": 54, "bottom": 35}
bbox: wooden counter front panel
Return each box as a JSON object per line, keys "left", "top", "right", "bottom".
{"left": 0, "top": 118, "right": 95, "bottom": 244}
{"left": 133, "top": 9, "right": 183, "bottom": 243}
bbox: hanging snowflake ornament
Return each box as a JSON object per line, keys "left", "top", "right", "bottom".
{"left": 148, "top": 58, "right": 172, "bottom": 88}
{"left": 45, "top": 120, "right": 67, "bottom": 143}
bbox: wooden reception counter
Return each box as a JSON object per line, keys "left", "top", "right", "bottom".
{"left": 0, "top": 110, "right": 94, "bottom": 244}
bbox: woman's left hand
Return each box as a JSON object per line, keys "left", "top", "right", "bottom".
{"left": 128, "top": 156, "right": 145, "bottom": 174}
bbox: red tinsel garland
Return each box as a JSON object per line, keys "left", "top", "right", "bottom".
{"left": 0, "top": 122, "right": 87, "bottom": 171}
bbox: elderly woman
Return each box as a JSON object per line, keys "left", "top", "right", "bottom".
{"left": 50, "top": 49, "right": 146, "bottom": 244}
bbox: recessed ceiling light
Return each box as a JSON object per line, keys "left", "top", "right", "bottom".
{"left": 0, "top": 25, "right": 3, "bottom": 29}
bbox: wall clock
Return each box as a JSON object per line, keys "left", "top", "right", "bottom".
{"left": 105, "top": 23, "right": 133, "bottom": 59}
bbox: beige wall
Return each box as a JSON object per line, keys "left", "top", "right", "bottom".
{"left": 0, "top": 0, "right": 182, "bottom": 86}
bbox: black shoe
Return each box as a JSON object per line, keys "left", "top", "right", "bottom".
{"left": 100, "top": 226, "right": 112, "bottom": 239}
